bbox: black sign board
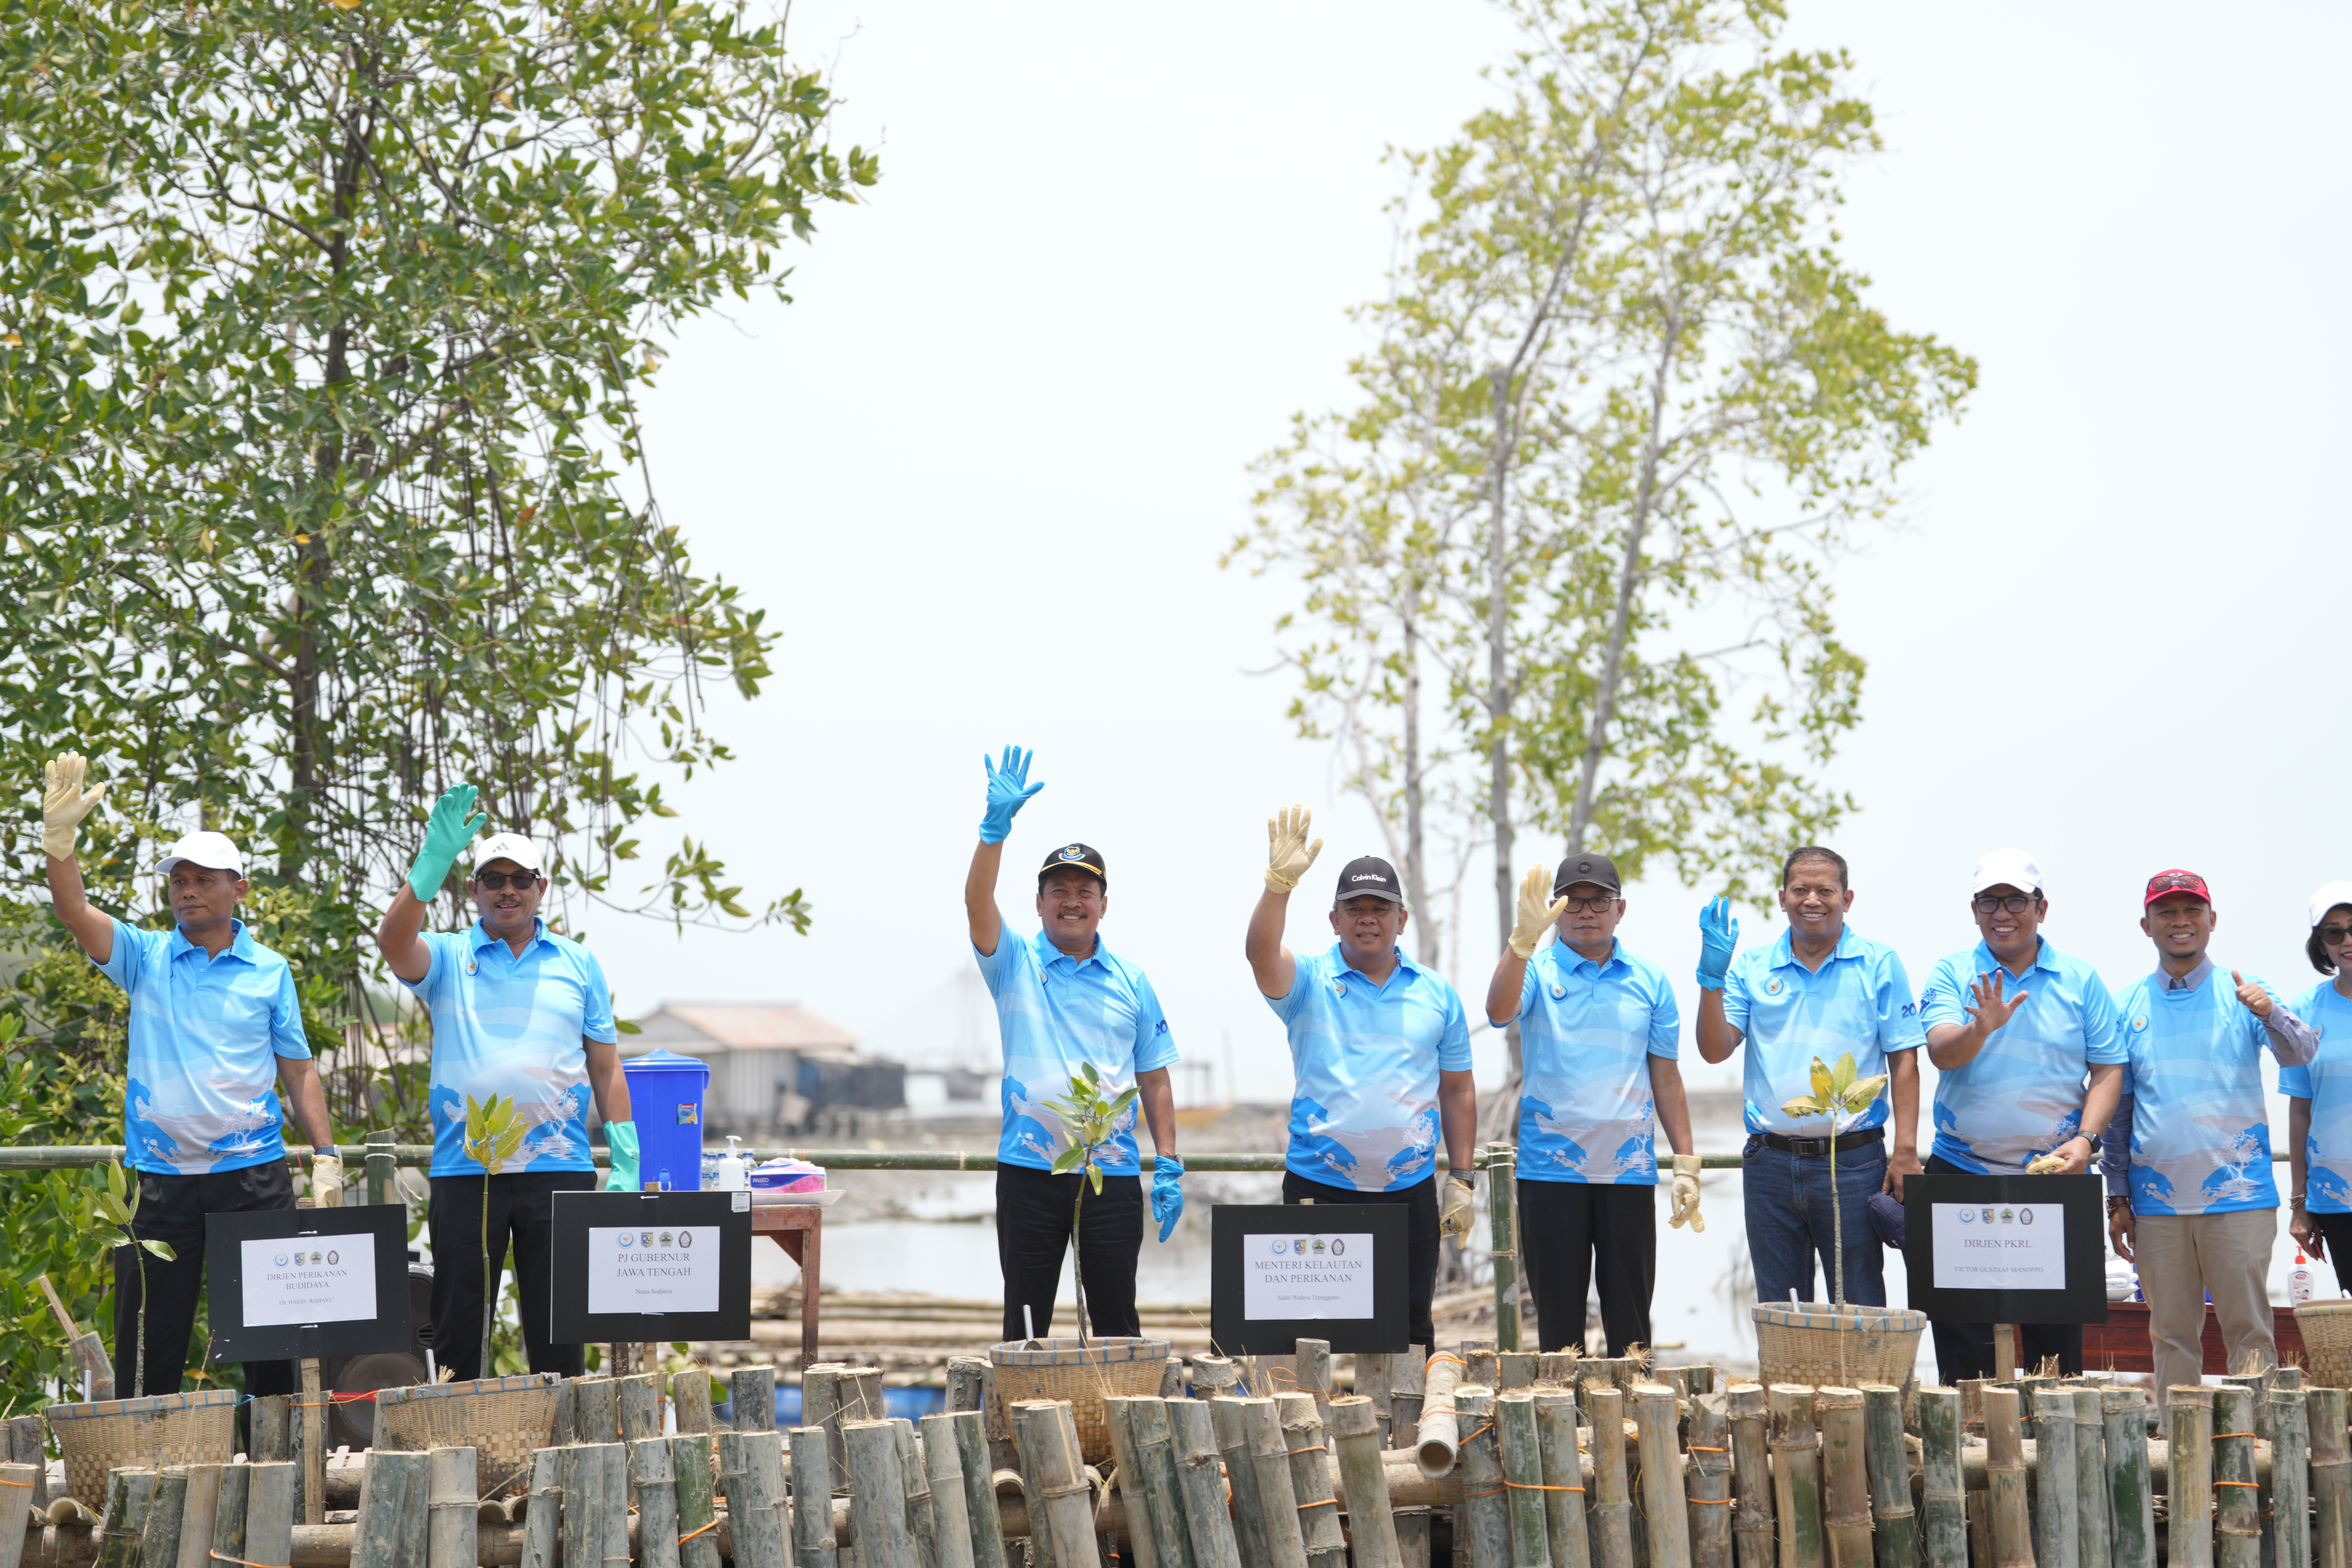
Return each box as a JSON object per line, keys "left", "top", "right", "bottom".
{"left": 204, "top": 1204, "right": 413, "bottom": 1363}
{"left": 549, "top": 1189, "right": 752, "bottom": 1343}
{"left": 1210, "top": 1203, "right": 1410, "bottom": 1355}
{"left": 1902, "top": 1172, "right": 2108, "bottom": 1325}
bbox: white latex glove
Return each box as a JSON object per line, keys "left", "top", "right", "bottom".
{"left": 1265, "top": 803, "right": 1324, "bottom": 893}
{"left": 42, "top": 753, "right": 108, "bottom": 861}
{"left": 311, "top": 1153, "right": 344, "bottom": 1208}
{"left": 1667, "top": 1154, "right": 1705, "bottom": 1232}
{"left": 1440, "top": 1175, "right": 1478, "bottom": 1241}
{"left": 1508, "top": 865, "right": 1568, "bottom": 959}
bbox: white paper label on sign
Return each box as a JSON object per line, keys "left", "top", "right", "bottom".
{"left": 588, "top": 1225, "right": 719, "bottom": 1315}
{"left": 1931, "top": 1202, "right": 2065, "bottom": 1291}
{"left": 1243, "top": 1232, "right": 1374, "bottom": 1320}
{"left": 241, "top": 1233, "right": 376, "bottom": 1326}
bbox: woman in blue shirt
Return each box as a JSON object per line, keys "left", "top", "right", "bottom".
{"left": 2284, "top": 880, "right": 2352, "bottom": 1287}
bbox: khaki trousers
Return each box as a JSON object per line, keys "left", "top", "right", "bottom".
{"left": 2136, "top": 1207, "right": 2278, "bottom": 1395}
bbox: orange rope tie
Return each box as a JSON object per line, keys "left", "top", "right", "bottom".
{"left": 1287, "top": 1445, "right": 1329, "bottom": 1456}
{"left": 1690, "top": 1498, "right": 1734, "bottom": 1506}
{"left": 213, "top": 1554, "right": 291, "bottom": 1568}
{"left": 1427, "top": 1355, "right": 1468, "bottom": 1370}
{"left": 2215, "top": 1481, "right": 2261, "bottom": 1489}
{"left": 679, "top": 1520, "right": 720, "bottom": 1545}
{"left": 2215, "top": 1432, "right": 2257, "bottom": 1439}
{"left": 0, "top": 1479, "right": 30, "bottom": 1488}
{"left": 1467, "top": 1488, "right": 1504, "bottom": 1498}
{"left": 1296, "top": 1499, "right": 1339, "bottom": 1510}
{"left": 1502, "top": 1480, "right": 1581, "bottom": 1491}
{"left": 1686, "top": 1446, "right": 1727, "bottom": 1453}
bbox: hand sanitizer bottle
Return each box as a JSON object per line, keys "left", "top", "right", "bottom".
{"left": 716, "top": 1135, "right": 750, "bottom": 1191}
{"left": 2292, "top": 1250, "right": 2316, "bottom": 1306}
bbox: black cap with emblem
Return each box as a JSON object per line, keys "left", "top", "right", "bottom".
{"left": 1037, "top": 841, "right": 1106, "bottom": 892}
{"left": 1333, "top": 855, "right": 1405, "bottom": 905}
{"left": 1554, "top": 851, "right": 1622, "bottom": 895}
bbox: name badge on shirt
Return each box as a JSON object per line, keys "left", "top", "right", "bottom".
{"left": 1333, "top": 981, "right": 1347, "bottom": 999}
{"left": 1766, "top": 980, "right": 1782, "bottom": 994}
{"left": 1551, "top": 985, "right": 1566, "bottom": 999}
{"left": 466, "top": 961, "right": 479, "bottom": 975}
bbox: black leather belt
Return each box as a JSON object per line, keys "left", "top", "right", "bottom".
{"left": 1754, "top": 1127, "right": 1884, "bottom": 1158}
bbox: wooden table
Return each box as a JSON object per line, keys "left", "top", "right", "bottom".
{"left": 2075, "top": 1301, "right": 2307, "bottom": 1375}
{"left": 751, "top": 1203, "right": 824, "bottom": 1370}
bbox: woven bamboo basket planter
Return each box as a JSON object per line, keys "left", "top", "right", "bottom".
{"left": 2297, "top": 1300, "right": 2352, "bottom": 1388}
{"left": 374, "top": 1373, "right": 564, "bottom": 1495}
{"left": 990, "top": 1337, "right": 1171, "bottom": 1464}
{"left": 1753, "top": 1302, "right": 1927, "bottom": 1388}
{"left": 45, "top": 1388, "right": 238, "bottom": 1505}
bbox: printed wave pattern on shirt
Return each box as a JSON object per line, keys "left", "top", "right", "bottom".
{"left": 2282, "top": 983, "right": 2352, "bottom": 1213}
{"left": 1508, "top": 941, "right": 1677, "bottom": 1186}
{"left": 98, "top": 918, "right": 310, "bottom": 1176}
{"left": 1918, "top": 940, "right": 2123, "bottom": 1173}
{"left": 1721, "top": 927, "right": 1923, "bottom": 1138}
{"left": 975, "top": 928, "right": 1177, "bottom": 1176}
{"left": 406, "top": 922, "right": 617, "bottom": 1177}
{"left": 2115, "top": 967, "right": 2278, "bottom": 1216}
{"left": 1270, "top": 946, "right": 1471, "bottom": 1193}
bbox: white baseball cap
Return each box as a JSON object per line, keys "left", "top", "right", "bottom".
{"left": 472, "top": 832, "right": 545, "bottom": 876}
{"left": 1969, "top": 847, "right": 2042, "bottom": 898}
{"left": 155, "top": 830, "right": 244, "bottom": 879}
{"left": 2309, "top": 882, "right": 2352, "bottom": 928}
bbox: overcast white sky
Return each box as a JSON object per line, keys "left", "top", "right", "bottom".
{"left": 590, "top": 1, "right": 2352, "bottom": 1115}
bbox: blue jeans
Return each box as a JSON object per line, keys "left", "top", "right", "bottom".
{"left": 1742, "top": 1136, "right": 1888, "bottom": 1310}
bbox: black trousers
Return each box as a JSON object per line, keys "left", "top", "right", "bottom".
{"left": 1518, "top": 1178, "right": 1655, "bottom": 1356}
{"left": 1924, "top": 1155, "right": 2082, "bottom": 1381}
{"left": 1281, "top": 1169, "right": 1440, "bottom": 1349}
{"left": 429, "top": 1171, "right": 599, "bottom": 1381}
{"left": 997, "top": 1163, "right": 1144, "bottom": 1342}
{"left": 2311, "top": 1211, "right": 2352, "bottom": 1293}
{"left": 117, "top": 1162, "right": 297, "bottom": 1399}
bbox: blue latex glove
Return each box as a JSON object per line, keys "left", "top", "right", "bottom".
{"left": 978, "top": 745, "right": 1044, "bottom": 845}
{"left": 604, "top": 1121, "right": 641, "bottom": 1192}
{"left": 1151, "top": 1154, "right": 1185, "bottom": 1242}
{"left": 1696, "top": 895, "right": 1740, "bottom": 990}
{"left": 406, "top": 783, "right": 487, "bottom": 901}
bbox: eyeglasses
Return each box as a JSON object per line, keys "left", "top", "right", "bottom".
{"left": 474, "top": 871, "right": 540, "bottom": 891}
{"left": 1973, "top": 894, "right": 2038, "bottom": 915}
{"left": 1554, "top": 895, "right": 1617, "bottom": 913}
{"left": 2322, "top": 925, "right": 2352, "bottom": 946}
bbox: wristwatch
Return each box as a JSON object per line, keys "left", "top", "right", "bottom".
{"left": 1448, "top": 1171, "right": 1476, "bottom": 1189}
{"left": 2106, "top": 1194, "right": 2132, "bottom": 1214}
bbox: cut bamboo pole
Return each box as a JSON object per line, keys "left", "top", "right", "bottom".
{"left": 1589, "top": 1385, "right": 1637, "bottom": 1568}
{"left": 784, "top": 1430, "right": 835, "bottom": 1568}
{"left": 2309, "top": 1386, "right": 2349, "bottom": 1568}
{"left": 1212, "top": 1398, "right": 1270, "bottom": 1568}
{"left": 423, "top": 1451, "right": 474, "bottom": 1568}
{"left": 1361, "top": 1356, "right": 1397, "bottom": 1447}
{"left": 1104, "top": 1401, "right": 1161, "bottom": 1568}
{"left": 1275, "top": 1394, "right": 1344, "bottom": 1568}
{"left": 1964, "top": 1494, "right": 1990, "bottom": 1568}
{"left": 1815, "top": 1388, "right": 1868, "bottom": 1568}
{"left": 1008, "top": 1403, "right": 1101, "bottom": 1568}
{"left": 947, "top": 1360, "right": 988, "bottom": 1416}
{"left": 1686, "top": 1393, "right": 1732, "bottom": 1568}
{"left": 1493, "top": 1393, "right": 1548, "bottom": 1568}
{"left": 2213, "top": 1385, "right": 2258, "bottom": 1568}
{"left": 1161, "top": 1359, "right": 1186, "bottom": 1400}
{"left": 1727, "top": 1386, "right": 1774, "bottom": 1568}
{"left": 919, "top": 1414, "right": 979, "bottom": 1568}
{"left": 597, "top": 1447, "right": 631, "bottom": 1568}
{"left": 844, "top": 1421, "right": 916, "bottom": 1568}
{"left": 1496, "top": 1357, "right": 1536, "bottom": 1395}
{"left": 1859, "top": 1386, "right": 1914, "bottom": 1568}
{"left": 248, "top": 1462, "right": 296, "bottom": 1568}
{"left": 1193, "top": 1358, "right": 1240, "bottom": 1400}
{"left": 253, "top": 1398, "right": 291, "bottom": 1463}
{"left": 2172, "top": 1385, "right": 2217, "bottom": 1568}
{"left": 722, "top": 1432, "right": 792, "bottom": 1568}
{"left": 1292, "top": 1342, "right": 1334, "bottom": 1435}
{"left": 675, "top": 1369, "right": 716, "bottom": 1434}
{"left": 1239, "top": 1399, "right": 1310, "bottom": 1568}
{"left": 294, "top": 1371, "right": 325, "bottom": 1526}
{"left": 733, "top": 1367, "right": 779, "bottom": 1433}
{"left": 2104, "top": 1390, "right": 2155, "bottom": 1568}
{"left": 1981, "top": 1386, "right": 2031, "bottom": 1568}
{"left": 94, "top": 1470, "right": 151, "bottom": 1568}
{"left": 1914, "top": 1388, "right": 1963, "bottom": 1568}
{"left": 1767, "top": 1385, "right": 1825, "bottom": 1568}
{"left": 215, "top": 1462, "right": 252, "bottom": 1568}
{"left": 2068, "top": 1387, "right": 2106, "bottom": 1568}
{"left": 8, "top": 1418, "right": 48, "bottom": 1517}
{"left": 1463, "top": 1343, "right": 1500, "bottom": 1392}
{"left": 143, "top": 1469, "right": 187, "bottom": 1568}
{"left": 1451, "top": 1388, "right": 1509, "bottom": 1568}
{"left": 1330, "top": 1398, "right": 1401, "bottom": 1568}
{"left": 1634, "top": 1383, "right": 1694, "bottom": 1568}
{"left": 351, "top": 1452, "right": 419, "bottom": 1568}
{"left": 402, "top": 1448, "right": 434, "bottom": 1568}
{"left": 619, "top": 1375, "right": 663, "bottom": 1442}
{"left": 177, "top": 1466, "right": 224, "bottom": 1568}
{"left": 896, "top": 1421, "right": 942, "bottom": 1568}
{"left": 1532, "top": 1392, "right": 1591, "bottom": 1568}
{"left": 1395, "top": 1512, "right": 1431, "bottom": 1568}
{"left": 1110, "top": 1400, "right": 1191, "bottom": 1568}
{"left": 2030, "top": 1383, "right": 2077, "bottom": 1568}
{"left": 1168, "top": 1399, "right": 1243, "bottom": 1568}
{"left": 633, "top": 1441, "right": 683, "bottom": 1568}
{"left": 1418, "top": 1354, "right": 1465, "bottom": 1479}
{"left": 2272, "top": 1386, "right": 2312, "bottom": 1568}
{"left": 576, "top": 1379, "right": 620, "bottom": 1443}
{"left": 516, "top": 1451, "right": 558, "bottom": 1568}
{"left": 804, "top": 1365, "right": 845, "bottom": 1489}
{"left": 561, "top": 1447, "right": 603, "bottom": 1568}
{"left": 1486, "top": 1154, "right": 1521, "bottom": 1354}
{"left": 946, "top": 1412, "right": 1007, "bottom": 1568}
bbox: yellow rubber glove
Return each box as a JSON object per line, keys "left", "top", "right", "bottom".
{"left": 42, "top": 753, "right": 108, "bottom": 861}
{"left": 1508, "top": 865, "right": 1568, "bottom": 959}
{"left": 1440, "top": 1174, "right": 1478, "bottom": 1240}
{"left": 310, "top": 1152, "right": 344, "bottom": 1208}
{"left": 2024, "top": 1151, "right": 2065, "bottom": 1175}
{"left": 1265, "top": 803, "right": 1324, "bottom": 893}
{"left": 1667, "top": 1154, "right": 1705, "bottom": 1232}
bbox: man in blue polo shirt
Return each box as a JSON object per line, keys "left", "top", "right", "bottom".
{"left": 1485, "top": 854, "right": 1697, "bottom": 1355}
{"left": 1918, "top": 847, "right": 2125, "bottom": 1380}
{"left": 41, "top": 754, "right": 339, "bottom": 1398}
{"left": 2102, "top": 868, "right": 2315, "bottom": 1394}
{"left": 965, "top": 746, "right": 1181, "bottom": 1343}
{"left": 1695, "top": 845, "right": 1923, "bottom": 1310}
{"left": 1246, "top": 804, "right": 1475, "bottom": 1350}
{"left": 377, "top": 786, "right": 638, "bottom": 1380}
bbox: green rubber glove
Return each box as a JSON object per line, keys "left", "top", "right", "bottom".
{"left": 604, "top": 1121, "right": 641, "bottom": 1192}
{"left": 406, "top": 783, "right": 487, "bottom": 902}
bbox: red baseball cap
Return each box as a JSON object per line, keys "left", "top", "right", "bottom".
{"left": 2143, "top": 869, "right": 2212, "bottom": 907}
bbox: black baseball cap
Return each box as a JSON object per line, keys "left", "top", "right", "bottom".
{"left": 1038, "top": 842, "right": 1106, "bottom": 891}
{"left": 1554, "top": 852, "right": 1622, "bottom": 896}
{"left": 1334, "top": 855, "right": 1405, "bottom": 904}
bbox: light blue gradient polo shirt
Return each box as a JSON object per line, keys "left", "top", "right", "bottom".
{"left": 977, "top": 928, "right": 1177, "bottom": 1176}
{"left": 1920, "top": 938, "right": 2125, "bottom": 1172}
{"left": 2281, "top": 982, "right": 2352, "bottom": 1212}
{"left": 1499, "top": 939, "right": 1678, "bottom": 1185}
{"left": 1271, "top": 945, "right": 1472, "bottom": 1192}
{"left": 99, "top": 918, "right": 312, "bottom": 1176}
{"left": 2109, "top": 962, "right": 2285, "bottom": 1216}
{"left": 1722, "top": 926, "right": 1923, "bottom": 1137}
{"left": 404, "top": 919, "right": 619, "bottom": 1177}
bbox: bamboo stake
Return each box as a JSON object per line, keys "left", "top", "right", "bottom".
{"left": 733, "top": 1368, "right": 779, "bottom": 1433}
{"left": 1589, "top": 1385, "right": 1636, "bottom": 1568}
{"left": 176, "top": 1466, "right": 224, "bottom": 1568}
{"left": 351, "top": 1453, "right": 419, "bottom": 1568}
{"left": 248, "top": 1462, "right": 296, "bottom": 1568}
{"left": 619, "top": 1376, "right": 663, "bottom": 1442}
{"left": 1330, "top": 1398, "right": 1401, "bottom": 1568}
{"left": 1104, "top": 1401, "right": 1161, "bottom": 1568}
{"left": 294, "top": 1367, "right": 325, "bottom": 1526}
{"left": 784, "top": 1430, "right": 835, "bottom": 1568}
{"left": 1531, "top": 1391, "right": 1591, "bottom": 1568}
{"left": 252, "top": 1398, "right": 291, "bottom": 1464}
{"left": 1274, "top": 1394, "right": 1343, "bottom": 1568}
{"left": 1193, "top": 1358, "right": 1240, "bottom": 1400}
{"left": 804, "top": 1365, "right": 845, "bottom": 1488}
{"left": 574, "top": 1379, "right": 619, "bottom": 1443}
{"left": 215, "top": 1462, "right": 252, "bottom": 1568}
{"left": 1361, "top": 1357, "right": 1397, "bottom": 1447}
{"left": 2064, "top": 1387, "right": 2106, "bottom": 1568}
{"left": 844, "top": 1422, "right": 916, "bottom": 1568}
{"left": 1686, "top": 1393, "right": 1732, "bottom": 1568}
{"left": 1981, "top": 1386, "right": 2031, "bottom": 1568}
{"left": 1913, "top": 1388, "right": 1963, "bottom": 1568}
{"left": 1767, "top": 1386, "right": 1825, "bottom": 1568}
{"left": 1860, "top": 1386, "right": 1914, "bottom": 1568}
{"left": 946, "top": 1412, "right": 1007, "bottom": 1568}
{"left": 93, "top": 1471, "right": 151, "bottom": 1568}
{"left": 1419, "top": 1354, "right": 1465, "bottom": 1479}
{"left": 1726, "top": 1386, "right": 1774, "bottom": 1568}
{"left": 2274, "top": 1386, "right": 2312, "bottom": 1568}
{"left": 917, "top": 1416, "right": 979, "bottom": 1568}
{"left": 1965, "top": 1494, "right": 1990, "bottom": 1568}
{"left": 516, "top": 1450, "right": 557, "bottom": 1568}
{"left": 1463, "top": 1344, "right": 1500, "bottom": 1393}
{"left": 947, "top": 1360, "right": 988, "bottom": 1416}
{"left": 721, "top": 1432, "right": 791, "bottom": 1568}
{"left": 1008, "top": 1403, "right": 1102, "bottom": 1568}
{"left": 1212, "top": 1398, "right": 1270, "bottom": 1568}
{"left": 597, "top": 1446, "right": 630, "bottom": 1568}
{"left": 2214, "top": 1385, "right": 2259, "bottom": 1568}
{"left": 1239, "top": 1400, "right": 1310, "bottom": 1568}
{"left": 1115, "top": 1400, "right": 1194, "bottom": 1568}
{"left": 674, "top": 1369, "right": 716, "bottom": 1435}
{"left": 1395, "top": 1512, "right": 1431, "bottom": 1568}
{"left": 1815, "top": 1389, "right": 1868, "bottom": 1568}
{"left": 896, "top": 1421, "right": 942, "bottom": 1568}
{"left": 2309, "top": 1387, "right": 2349, "bottom": 1568}
{"left": 1496, "top": 1358, "right": 1536, "bottom": 1395}
{"left": 1487, "top": 1154, "right": 1521, "bottom": 1353}
{"left": 1291, "top": 1343, "right": 1334, "bottom": 1436}
{"left": 2104, "top": 1390, "right": 2155, "bottom": 1568}
{"left": 1493, "top": 1394, "right": 1548, "bottom": 1568}
{"left": 560, "top": 1447, "right": 602, "bottom": 1568}
{"left": 423, "top": 1452, "right": 473, "bottom": 1568}
{"left": 8, "top": 1418, "right": 48, "bottom": 1517}
{"left": 1633, "top": 1383, "right": 1693, "bottom": 1568}
{"left": 142, "top": 1469, "right": 187, "bottom": 1568}
{"left": 632, "top": 1441, "right": 683, "bottom": 1568}
{"left": 1167, "top": 1399, "right": 1243, "bottom": 1568}
{"left": 1451, "top": 1389, "right": 1509, "bottom": 1568}
{"left": 2029, "top": 1383, "right": 2077, "bottom": 1568}
{"left": 2172, "top": 1385, "right": 2217, "bottom": 1568}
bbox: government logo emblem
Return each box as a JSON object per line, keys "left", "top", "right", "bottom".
{"left": 1331, "top": 1239, "right": 1345, "bottom": 1256}
{"left": 1960, "top": 1209, "right": 1975, "bottom": 1223}
{"left": 2018, "top": 1208, "right": 2035, "bottom": 1226}
{"left": 658, "top": 1230, "right": 675, "bottom": 1247}
{"left": 1270, "top": 1240, "right": 1287, "bottom": 1255}
{"left": 678, "top": 1230, "right": 694, "bottom": 1248}
{"left": 1311, "top": 1239, "right": 1326, "bottom": 1254}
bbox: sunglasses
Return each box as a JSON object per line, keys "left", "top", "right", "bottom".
{"left": 473, "top": 871, "right": 540, "bottom": 891}
{"left": 2322, "top": 925, "right": 2352, "bottom": 947}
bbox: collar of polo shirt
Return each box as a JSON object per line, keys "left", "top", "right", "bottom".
{"left": 1974, "top": 933, "right": 2055, "bottom": 978}
{"left": 1767, "top": 924, "right": 1861, "bottom": 968}
{"left": 1032, "top": 926, "right": 1107, "bottom": 968}
{"left": 1557, "top": 936, "right": 1627, "bottom": 973}
{"left": 1334, "top": 941, "right": 1422, "bottom": 982}
{"left": 172, "top": 919, "right": 256, "bottom": 963}
{"left": 471, "top": 914, "right": 554, "bottom": 953}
